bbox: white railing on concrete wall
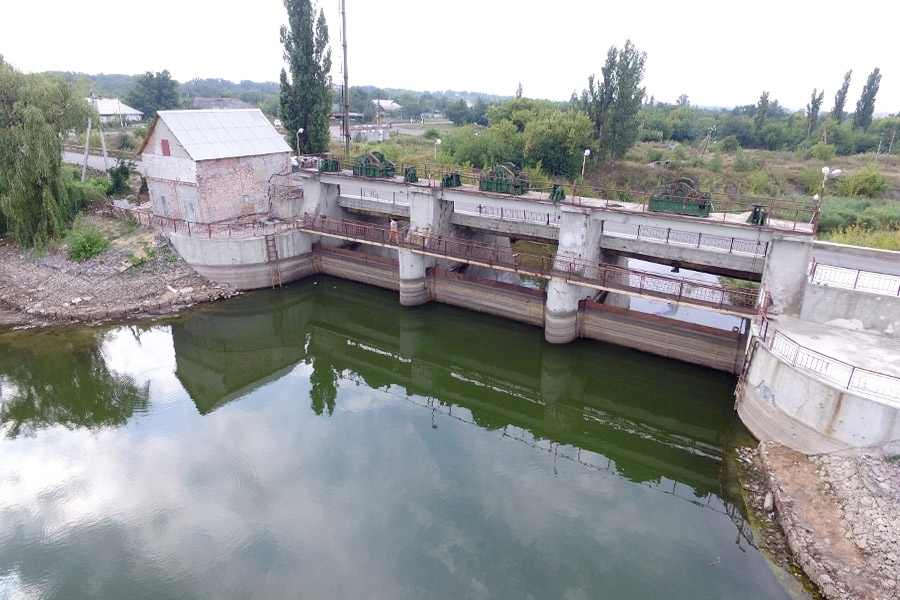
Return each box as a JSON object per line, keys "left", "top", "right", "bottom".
{"left": 810, "top": 261, "right": 900, "bottom": 297}
{"left": 761, "top": 326, "right": 900, "bottom": 406}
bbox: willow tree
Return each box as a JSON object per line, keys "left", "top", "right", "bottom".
{"left": 279, "top": 0, "right": 332, "bottom": 154}
{"left": 0, "top": 57, "right": 94, "bottom": 247}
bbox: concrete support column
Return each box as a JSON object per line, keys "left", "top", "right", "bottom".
{"left": 399, "top": 188, "right": 454, "bottom": 306}
{"left": 545, "top": 207, "right": 603, "bottom": 344}
{"left": 299, "top": 177, "right": 341, "bottom": 220}
{"left": 545, "top": 279, "right": 580, "bottom": 343}
{"left": 761, "top": 234, "right": 813, "bottom": 315}
{"left": 398, "top": 248, "right": 429, "bottom": 306}
{"left": 599, "top": 249, "right": 631, "bottom": 309}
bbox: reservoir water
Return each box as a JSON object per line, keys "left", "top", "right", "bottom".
{"left": 0, "top": 276, "right": 807, "bottom": 599}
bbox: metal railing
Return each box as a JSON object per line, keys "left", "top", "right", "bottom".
{"left": 304, "top": 155, "right": 819, "bottom": 233}
{"left": 300, "top": 214, "right": 758, "bottom": 316}
{"left": 343, "top": 191, "right": 770, "bottom": 258}
{"left": 606, "top": 223, "right": 768, "bottom": 257}
{"left": 809, "top": 260, "right": 900, "bottom": 297}
{"left": 761, "top": 326, "right": 900, "bottom": 406}
{"left": 104, "top": 206, "right": 304, "bottom": 238}
{"left": 103, "top": 204, "right": 757, "bottom": 315}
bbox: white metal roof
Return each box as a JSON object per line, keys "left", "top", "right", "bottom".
{"left": 155, "top": 109, "right": 291, "bottom": 161}
{"left": 87, "top": 98, "right": 143, "bottom": 117}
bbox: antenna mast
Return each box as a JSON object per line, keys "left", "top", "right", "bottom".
{"left": 341, "top": 0, "right": 350, "bottom": 154}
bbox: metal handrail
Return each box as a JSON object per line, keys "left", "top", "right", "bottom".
{"left": 760, "top": 324, "right": 900, "bottom": 405}
{"left": 303, "top": 155, "right": 819, "bottom": 233}
{"left": 809, "top": 260, "right": 900, "bottom": 297}
{"left": 299, "top": 214, "right": 758, "bottom": 315}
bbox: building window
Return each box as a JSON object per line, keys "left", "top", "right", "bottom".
{"left": 161, "top": 139, "right": 170, "bottom": 156}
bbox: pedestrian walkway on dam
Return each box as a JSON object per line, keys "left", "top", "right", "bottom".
{"left": 760, "top": 314, "right": 900, "bottom": 405}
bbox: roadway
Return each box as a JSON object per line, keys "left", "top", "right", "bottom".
{"left": 811, "top": 242, "right": 900, "bottom": 276}
{"left": 62, "top": 151, "right": 145, "bottom": 175}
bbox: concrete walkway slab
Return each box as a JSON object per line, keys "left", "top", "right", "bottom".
{"left": 769, "top": 314, "right": 900, "bottom": 380}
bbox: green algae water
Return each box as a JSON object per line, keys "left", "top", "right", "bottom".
{"left": 0, "top": 277, "right": 807, "bottom": 599}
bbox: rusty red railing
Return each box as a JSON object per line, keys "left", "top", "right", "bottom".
{"left": 300, "top": 214, "right": 757, "bottom": 315}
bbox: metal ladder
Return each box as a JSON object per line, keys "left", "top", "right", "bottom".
{"left": 264, "top": 234, "right": 282, "bottom": 288}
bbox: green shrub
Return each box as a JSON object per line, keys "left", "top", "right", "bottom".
{"left": 65, "top": 214, "right": 109, "bottom": 260}
{"left": 87, "top": 177, "right": 112, "bottom": 195}
{"left": 834, "top": 164, "right": 890, "bottom": 198}
{"left": 116, "top": 131, "right": 136, "bottom": 151}
{"left": 733, "top": 150, "right": 755, "bottom": 172}
{"left": 422, "top": 127, "right": 441, "bottom": 140}
{"left": 798, "top": 167, "right": 825, "bottom": 195}
{"left": 746, "top": 170, "right": 771, "bottom": 195}
{"left": 107, "top": 159, "right": 136, "bottom": 197}
{"left": 647, "top": 148, "right": 664, "bottom": 163}
{"left": 810, "top": 142, "right": 836, "bottom": 161}
{"left": 720, "top": 135, "right": 741, "bottom": 152}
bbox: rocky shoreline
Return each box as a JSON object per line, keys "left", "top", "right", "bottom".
{"left": 741, "top": 441, "right": 900, "bottom": 600}
{"left": 0, "top": 211, "right": 237, "bottom": 329}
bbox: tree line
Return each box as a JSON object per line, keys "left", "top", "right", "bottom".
{"left": 638, "top": 67, "right": 893, "bottom": 159}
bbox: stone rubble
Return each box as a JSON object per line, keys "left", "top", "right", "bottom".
{"left": 0, "top": 214, "right": 239, "bottom": 328}
{"left": 749, "top": 441, "right": 900, "bottom": 600}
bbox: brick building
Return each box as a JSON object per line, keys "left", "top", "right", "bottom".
{"left": 139, "top": 109, "right": 291, "bottom": 223}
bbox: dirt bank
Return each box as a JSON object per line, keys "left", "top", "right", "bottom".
{"left": 0, "top": 209, "right": 237, "bottom": 329}
{"left": 741, "top": 442, "right": 900, "bottom": 600}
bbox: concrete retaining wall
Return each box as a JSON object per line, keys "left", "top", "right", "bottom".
{"left": 580, "top": 302, "right": 746, "bottom": 373}
{"left": 737, "top": 341, "right": 900, "bottom": 453}
{"left": 430, "top": 268, "right": 545, "bottom": 326}
{"left": 315, "top": 246, "right": 399, "bottom": 291}
{"left": 170, "top": 229, "right": 314, "bottom": 290}
{"left": 800, "top": 283, "right": 900, "bottom": 338}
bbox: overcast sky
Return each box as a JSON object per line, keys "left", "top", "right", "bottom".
{"left": 2, "top": 0, "right": 896, "bottom": 113}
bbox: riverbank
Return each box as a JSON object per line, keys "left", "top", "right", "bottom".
{"left": 740, "top": 441, "right": 900, "bottom": 600}
{"left": 0, "top": 210, "right": 237, "bottom": 329}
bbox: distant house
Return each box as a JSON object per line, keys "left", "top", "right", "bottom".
{"left": 87, "top": 98, "right": 144, "bottom": 124}
{"left": 138, "top": 109, "right": 291, "bottom": 223}
{"left": 372, "top": 99, "right": 401, "bottom": 112}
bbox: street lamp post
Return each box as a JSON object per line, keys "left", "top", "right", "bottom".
{"left": 435, "top": 138, "right": 441, "bottom": 162}
{"left": 296, "top": 128, "right": 304, "bottom": 154}
{"left": 581, "top": 149, "right": 590, "bottom": 180}
{"left": 815, "top": 166, "right": 842, "bottom": 202}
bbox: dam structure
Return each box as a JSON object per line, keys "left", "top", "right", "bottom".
{"left": 130, "top": 133, "right": 899, "bottom": 453}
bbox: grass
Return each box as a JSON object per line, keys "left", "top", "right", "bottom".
{"left": 818, "top": 222, "right": 900, "bottom": 250}
{"left": 719, "top": 277, "right": 761, "bottom": 307}
{"left": 817, "top": 196, "right": 900, "bottom": 233}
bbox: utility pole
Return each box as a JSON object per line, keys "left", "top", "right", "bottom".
{"left": 341, "top": 0, "right": 350, "bottom": 155}
{"left": 82, "top": 92, "right": 111, "bottom": 182}
{"left": 81, "top": 92, "right": 112, "bottom": 181}
{"left": 700, "top": 125, "right": 716, "bottom": 157}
